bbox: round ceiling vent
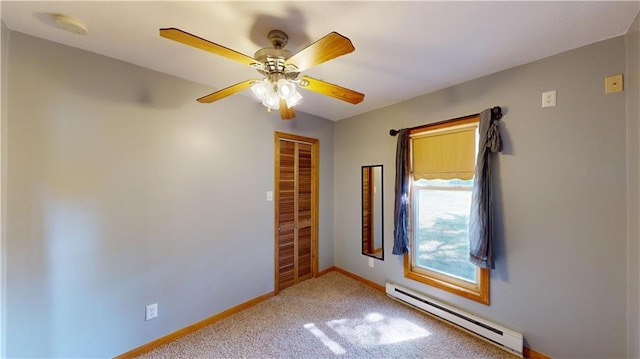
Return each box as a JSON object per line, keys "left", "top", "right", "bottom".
{"left": 54, "top": 14, "right": 88, "bottom": 35}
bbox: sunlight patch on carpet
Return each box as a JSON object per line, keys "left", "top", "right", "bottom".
{"left": 303, "top": 323, "right": 346, "bottom": 355}
{"left": 326, "top": 312, "right": 431, "bottom": 347}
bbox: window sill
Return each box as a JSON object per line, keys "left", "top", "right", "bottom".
{"left": 404, "top": 254, "right": 490, "bottom": 305}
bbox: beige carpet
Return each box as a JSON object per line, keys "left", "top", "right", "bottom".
{"left": 137, "top": 271, "right": 517, "bottom": 358}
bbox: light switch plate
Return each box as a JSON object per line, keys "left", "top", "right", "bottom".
{"left": 146, "top": 303, "right": 158, "bottom": 321}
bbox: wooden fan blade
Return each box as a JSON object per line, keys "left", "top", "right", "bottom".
{"left": 279, "top": 99, "right": 296, "bottom": 120}
{"left": 285, "top": 32, "right": 355, "bottom": 72}
{"left": 197, "top": 79, "right": 257, "bottom": 103}
{"left": 160, "top": 28, "right": 258, "bottom": 67}
{"left": 299, "top": 76, "right": 364, "bottom": 104}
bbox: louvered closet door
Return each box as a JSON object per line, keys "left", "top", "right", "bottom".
{"left": 296, "top": 143, "right": 313, "bottom": 282}
{"left": 275, "top": 135, "right": 317, "bottom": 293}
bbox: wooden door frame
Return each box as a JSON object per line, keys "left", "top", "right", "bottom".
{"left": 274, "top": 132, "right": 319, "bottom": 295}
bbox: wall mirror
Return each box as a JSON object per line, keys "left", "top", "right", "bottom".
{"left": 362, "top": 165, "right": 383, "bottom": 260}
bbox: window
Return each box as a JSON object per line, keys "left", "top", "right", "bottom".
{"left": 404, "top": 116, "right": 489, "bottom": 304}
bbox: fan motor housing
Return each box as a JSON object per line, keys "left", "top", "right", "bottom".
{"left": 254, "top": 48, "right": 297, "bottom": 78}
{"left": 254, "top": 48, "right": 292, "bottom": 63}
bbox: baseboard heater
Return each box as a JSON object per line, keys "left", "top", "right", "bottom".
{"left": 386, "top": 282, "right": 523, "bottom": 357}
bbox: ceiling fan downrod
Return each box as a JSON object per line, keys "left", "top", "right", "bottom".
{"left": 268, "top": 30, "right": 288, "bottom": 49}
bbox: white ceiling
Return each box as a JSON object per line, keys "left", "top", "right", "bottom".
{"left": 2, "top": 1, "right": 639, "bottom": 121}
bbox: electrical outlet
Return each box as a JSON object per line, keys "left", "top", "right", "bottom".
{"left": 146, "top": 303, "right": 158, "bottom": 321}
{"left": 542, "top": 90, "right": 557, "bottom": 108}
{"left": 368, "top": 257, "right": 374, "bottom": 268}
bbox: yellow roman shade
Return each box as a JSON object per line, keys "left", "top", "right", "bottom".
{"left": 411, "top": 125, "right": 477, "bottom": 180}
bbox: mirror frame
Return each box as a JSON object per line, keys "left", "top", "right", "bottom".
{"left": 361, "top": 164, "right": 384, "bottom": 260}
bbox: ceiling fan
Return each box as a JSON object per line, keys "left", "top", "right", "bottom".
{"left": 159, "top": 28, "right": 365, "bottom": 120}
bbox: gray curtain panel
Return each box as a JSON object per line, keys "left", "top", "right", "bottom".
{"left": 469, "top": 108, "right": 503, "bottom": 269}
{"left": 393, "top": 128, "right": 410, "bottom": 255}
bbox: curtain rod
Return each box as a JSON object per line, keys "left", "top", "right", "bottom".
{"left": 389, "top": 106, "right": 502, "bottom": 136}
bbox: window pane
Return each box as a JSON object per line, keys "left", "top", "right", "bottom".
{"left": 414, "top": 179, "right": 476, "bottom": 284}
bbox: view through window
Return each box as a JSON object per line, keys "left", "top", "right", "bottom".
{"left": 412, "top": 178, "right": 476, "bottom": 284}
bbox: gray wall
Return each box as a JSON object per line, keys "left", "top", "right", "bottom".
{"left": 1, "top": 20, "right": 8, "bottom": 359}
{"left": 334, "top": 37, "right": 628, "bottom": 358}
{"left": 4, "top": 31, "right": 334, "bottom": 358}
{"left": 627, "top": 11, "right": 640, "bottom": 359}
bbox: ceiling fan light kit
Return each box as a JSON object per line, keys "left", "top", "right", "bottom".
{"left": 250, "top": 76, "right": 303, "bottom": 111}
{"left": 159, "top": 27, "right": 364, "bottom": 120}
